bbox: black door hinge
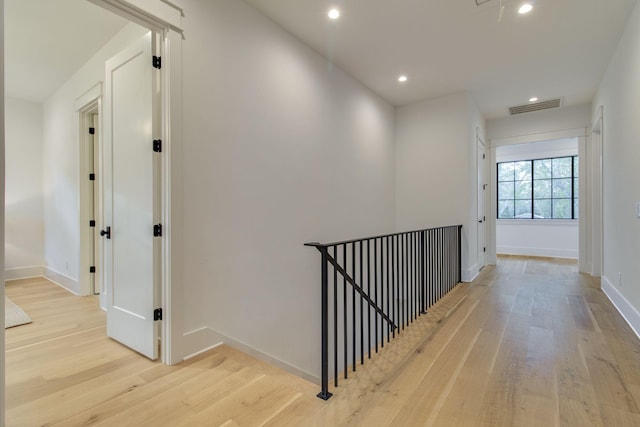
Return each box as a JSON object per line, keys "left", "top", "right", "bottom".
{"left": 483, "top": 153, "right": 485, "bottom": 159}
{"left": 89, "top": 220, "right": 96, "bottom": 227}
{"left": 89, "top": 127, "right": 95, "bottom": 135}
{"left": 154, "top": 224, "right": 162, "bottom": 237}
{"left": 89, "top": 173, "right": 95, "bottom": 181}
{"left": 153, "top": 139, "right": 162, "bottom": 153}
{"left": 90, "top": 266, "right": 96, "bottom": 273}
{"left": 483, "top": 247, "right": 486, "bottom": 253}
{"left": 154, "top": 308, "right": 162, "bottom": 321}
{"left": 153, "top": 56, "right": 161, "bottom": 69}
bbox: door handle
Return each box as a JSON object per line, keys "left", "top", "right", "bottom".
{"left": 478, "top": 220, "right": 484, "bottom": 223}
{"left": 100, "top": 226, "right": 111, "bottom": 239}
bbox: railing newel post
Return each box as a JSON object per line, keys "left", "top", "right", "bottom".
{"left": 317, "top": 246, "right": 333, "bottom": 400}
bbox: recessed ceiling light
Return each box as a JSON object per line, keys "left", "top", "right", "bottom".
{"left": 398, "top": 75, "right": 408, "bottom": 83}
{"left": 519, "top": 3, "right": 533, "bottom": 14}
{"left": 529, "top": 97, "right": 538, "bottom": 102}
{"left": 328, "top": 8, "right": 340, "bottom": 20}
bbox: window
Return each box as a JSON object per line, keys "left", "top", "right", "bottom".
{"left": 497, "top": 156, "right": 578, "bottom": 219}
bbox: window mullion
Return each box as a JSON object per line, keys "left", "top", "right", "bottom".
{"left": 530, "top": 160, "right": 534, "bottom": 219}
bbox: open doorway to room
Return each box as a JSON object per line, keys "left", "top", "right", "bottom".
{"left": 495, "top": 138, "right": 580, "bottom": 260}
{"left": 5, "top": 0, "right": 161, "bottom": 374}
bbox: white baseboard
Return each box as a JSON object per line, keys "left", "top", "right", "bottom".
{"left": 601, "top": 275, "right": 640, "bottom": 340}
{"left": 44, "top": 267, "right": 80, "bottom": 295}
{"left": 462, "top": 264, "right": 479, "bottom": 282}
{"left": 5, "top": 265, "right": 45, "bottom": 281}
{"left": 182, "top": 327, "right": 319, "bottom": 385}
{"left": 182, "top": 327, "right": 225, "bottom": 360}
{"left": 497, "top": 246, "right": 578, "bottom": 259}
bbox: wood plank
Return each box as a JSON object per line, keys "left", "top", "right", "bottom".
{"left": 6, "top": 256, "right": 640, "bottom": 426}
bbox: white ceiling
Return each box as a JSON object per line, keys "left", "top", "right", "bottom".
{"left": 244, "top": 0, "right": 638, "bottom": 119}
{"left": 5, "top": 0, "right": 128, "bottom": 103}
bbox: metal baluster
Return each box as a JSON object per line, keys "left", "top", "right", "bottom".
{"left": 367, "top": 239, "right": 371, "bottom": 359}
{"left": 343, "top": 244, "right": 348, "bottom": 379}
{"left": 360, "top": 241, "right": 364, "bottom": 365}
{"left": 374, "top": 238, "right": 378, "bottom": 353}
{"left": 386, "top": 236, "right": 391, "bottom": 342}
{"left": 352, "top": 242, "right": 356, "bottom": 371}
{"left": 333, "top": 246, "right": 338, "bottom": 387}
{"left": 392, "top": 235, "right": 396, "bottom": 338}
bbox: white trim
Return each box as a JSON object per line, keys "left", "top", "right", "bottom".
{"left": 4, "top": 266, "right": 45, "bottom": 281}
{"left": 181, "top": 327, "right": 320, "bottom": 384}
{"left": 88, "top": 0, "right": 183, "bottom": 33}
{"left": 462, "top": 264, "right": 479, "bottom": 282}
{"left": 490, "top": 127, "right": 587, "bottom": 147}
{"left": 182, "top": 327, "right": 224, "bottom": 359}
{"left": 78, "top": 97, "right": 102, "bottom": 297}
{"left": 589, "top": 106, "right": 603, "bottom": 277}
{"left": 43, "top": 267, "right": 80, "bottom": 295}
{"left": 602, "top": 276, "right": 640, "bottom": 340}
{"left": 161, "top": 30, "right": 183, "bottom": 365}
{"left": 496, "top": 219, "right": 578, "bottom": 227}
{"left": 496, "top": 246, "right": 578, "bottom": 259}
{"left": 74, "top": 81, "right": 103, "bottom": 111}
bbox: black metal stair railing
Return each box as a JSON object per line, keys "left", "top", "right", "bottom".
{"left": 305, "top": 225, "right": 463, "bottom": 400}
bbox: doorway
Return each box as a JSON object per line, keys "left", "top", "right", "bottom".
{"left": 79, "top": 100, "right": 101, "bottom": 297}
{"left": 477, "top": 130, "right": 486, "bottom": 270}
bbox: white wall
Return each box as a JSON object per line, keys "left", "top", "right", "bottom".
{"left": 5, "top": 97, "right": 44, "bottom": 276}
{"left": 42, "top": 23, "right": 148, "bottom": 293}
{"left": 487, "top": 104, "right": 591, "bottom": 142}
{"left": 179, "top": 0, "right": 396, "bottom": 379}
{"left": 495, "top": 138, "right": 579, "bottom": 258}
{"left": 593, "top": 0, "right": 640, "bottom": 336}
{"left": 395, "top": 92, "right": 485, "bottom": 281}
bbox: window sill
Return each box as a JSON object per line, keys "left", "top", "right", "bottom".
{"left": 496, "top": 219, "right": 578, "bottom": 226}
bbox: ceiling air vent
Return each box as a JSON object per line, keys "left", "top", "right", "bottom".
{"left": 509, "top": 98, "right": 562, "bottom": 115}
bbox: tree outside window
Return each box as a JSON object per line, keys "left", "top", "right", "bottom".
{"left": 497, "top": 156, "right": 578, "bottom": 219}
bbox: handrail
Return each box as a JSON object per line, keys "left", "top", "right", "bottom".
{"left": 304, "top": 225, "right": 459, "bottom": 248}
{"left": 306, "top": 225, "right": 463, "bottom": 400}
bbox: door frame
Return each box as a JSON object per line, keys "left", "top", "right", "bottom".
{"left": 88, "top": 0, "right": 184, "bottom": 365}
{"left": 477, "top": 128, "right": 486, "bottom": 270}
{"left": 76, "top": 83, "right": 103, "bottom": 298}
{"left": 487, "top": 127, "right": 598, "bottom": 273}
{"left": 589, "top": 106, "right": 604, "bottom": 277}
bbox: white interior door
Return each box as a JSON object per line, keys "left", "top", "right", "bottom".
{"left": 477, "top": 136, "right": 486, "bottom": 269}
{"left": 103, "top": 31, "right": 159, "bottom": 360}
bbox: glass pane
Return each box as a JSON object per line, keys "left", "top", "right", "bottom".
{"left": 534, "top": 199, "right": 551, "bottom": 218}
{"left": 498, "top": 182, "right": 514, "bottom": 200}
{"left": 515, "top": 200, "right": 532, "bottom": 218}
{"left": 553, "top": 199, "right": 572, "bottom": 219}
{"left": 533, "top": 179, "right": 551, "bottom": 198}
{"left": 574, "top": 177, "right": 579, "bottom": 196}
{"left": 573, "top": 156, "right": 579, "bottom": 177}
{"left": 553, "top": 178, "right": 572, "bottom": 198}
{"left": 552, "top": 157, "right": 572, "bottom": 178}
{"left": 515, "top": 161, "right": 532, "bottom": 181}
{"left": 534, "top": 159, "right": 551, "bottom": 179}
{"left": 498, "top": 200, "right": 514, "bottom": 218}
{"left": 498, "top": 162, "right": 515, "bottom": 182}
{"left": 515, "top": 180, "right": 532, "bottom": 200}
{"left": 574, "top": 198, "right": 579, "bottom": 219}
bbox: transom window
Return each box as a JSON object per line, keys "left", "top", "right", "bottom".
{"left": 497, "top": 156, "right": 578, "bottom": 219}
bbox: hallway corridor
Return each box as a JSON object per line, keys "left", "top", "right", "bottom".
{"left": 5, "top": 257, "right": 639, "bottom": 426}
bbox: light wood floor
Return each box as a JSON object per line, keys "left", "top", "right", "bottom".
{"left": 5, "top": 257, "right": 640, "bottom": 426}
